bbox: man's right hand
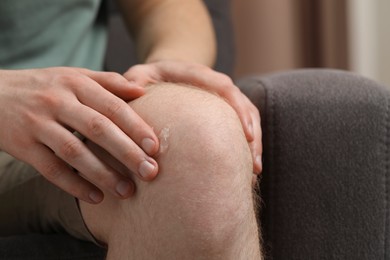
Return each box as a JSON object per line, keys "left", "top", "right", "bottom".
{"left": 0, "top": 67, "right": 159, "bottom": 203}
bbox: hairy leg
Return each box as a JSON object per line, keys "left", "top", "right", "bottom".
{"left": 80, "top": 83, "right": 262, "bottom": 259}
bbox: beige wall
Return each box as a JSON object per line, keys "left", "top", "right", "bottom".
{"left": 348, "top": 0, "right": 390, "bottom": 86}
{"left": 231, "top": 0, "right": 302, "bottom": 78}
{"left": 377, "top": 1, "right": 390, "bottom": 86}
{"left": 231, "top": 0, "right": 349, "bottom": 79}
{"left": 347, "top": 0, "right": 379, "bottom": 80}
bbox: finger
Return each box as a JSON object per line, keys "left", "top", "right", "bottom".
{"left": 38, "top": 123, "right": 135, "bottom": 198}
{"left": 28, "top": 143, "right": 104, "bottom": 204}
{"left": 225, "top": 90, "right": 256, "bottom": 142}
{"left": 73, "top": 81, "right": 159, "bottom": 156}
{"left": 249, "top": 108, "right": 263, "bottom": 174}
{"left": 60, "top": 103, "right": 159, "bottom": 181}
{"left": 85, "top": 140, "right": 134, "bottom": 182}
{"left": 76, "top": 69, "right": 145, "bottom": 100}
{"left": 123, "top": 64, "right": 160, "bottom": 86}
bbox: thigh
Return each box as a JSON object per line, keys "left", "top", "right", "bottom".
{"left": 0, "top": 151, "right": 95, "bottom": 242}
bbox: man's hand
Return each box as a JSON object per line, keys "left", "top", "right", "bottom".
{"left": 123, "top": 61, "right": 262, "bottom": 174}
{"left": 0, "top": 67, "right": 159, "bottom": 204}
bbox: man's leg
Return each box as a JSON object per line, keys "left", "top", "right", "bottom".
{"left": 80, "top": 83, "right": 262, "bottom": 259}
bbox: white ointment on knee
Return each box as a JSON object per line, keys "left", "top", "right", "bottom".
{"left": 158, "top": 126, "right": 170, "bottom": 154}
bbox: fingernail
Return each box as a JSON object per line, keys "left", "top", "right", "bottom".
{"left": 116, "top": 181, "right": 133, "bottom": 197}
{"left": 248, "top": 122, "right": 254, "bottom": 139}
{"left": 138, "top": 159, "right": 156, "bottom": 179}
{"left": 141, "top": 138, "right": 156, "bottom": 154}
{"left": 255, "top": 155, "right": 262, "bottom": 170}
{"left": 89, "top": 191, "right": 103, "bottom": 203}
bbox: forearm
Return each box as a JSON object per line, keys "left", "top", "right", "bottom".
{"left": 115, "top": 0, "right": 216, "bottom": 66}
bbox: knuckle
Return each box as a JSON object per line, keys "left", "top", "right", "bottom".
{"left": 129, "top": 64, "right": 144, "bottom": 72}
{"left": 54, "top": 74, "right": 77, "bottom": 86}
{"left": 249, "top": 104, "right": 260, "bottom": 117}
{"left": 124, "top": 65, "right": 141, "bottom": 76}
{"left": 218, "top": 73, "right": 234, "bottom": 87}
{"left": 85, "top": 167, "right": 113, "bottom": 187}
{"left": 216, "top": 75, "right": 236, "bottom": 96}
{"left": 87, "top": 162, "right": 104, "bottom": 176}
{"left": 53, "top": 73, "right": 87, "bottom": 92}
{"left": 66, "top": 184, "right": 84, "bottom": 198}
{"left": 103, "top": 71, "right": 128, "bottom": 85}
{"left": 75, "top": 67, "right": 91, "bottom": 75}
{"left": 36, "top": 92, "right": 63, "bottom": 110}
{"left": 106, "top": 99, "right": 127, "bottom": 120}
{"left": 87, "top": 116, "right": 110, "bottom": 138}
{"left": 41, "top": 162, "right": 62, "bottom": 181}
{"left": 60, "top": 139, "right": 83, "bottom": 160}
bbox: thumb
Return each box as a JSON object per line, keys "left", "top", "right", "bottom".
{"left": 78, "top": 69, "right": 145, "bottom": 100}
{"left": 123, "top": 64, "right": 160, "bottom": 87}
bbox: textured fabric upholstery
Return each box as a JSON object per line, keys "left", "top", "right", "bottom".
{"left": 238, "top": 69, "right": 390, "bottom": 259}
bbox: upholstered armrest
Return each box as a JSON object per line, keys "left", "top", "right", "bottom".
{"left": 237, "top": 69, "right": 390, "bottom": 259}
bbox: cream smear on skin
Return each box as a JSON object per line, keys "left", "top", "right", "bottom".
{"left": 158, "top": 126, "right": 170, "bottom": 154}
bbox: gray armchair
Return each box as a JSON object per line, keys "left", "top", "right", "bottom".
{"left": 239, "top": 69, "right": 390, "bottom": 259}
{"left": 1, "top": 1, "right": 389, "bottom": 259}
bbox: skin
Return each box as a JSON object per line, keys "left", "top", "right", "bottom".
{"left": 80, "top": 83, "right": 262, "bottom": 259}
{"left": 0, "top": 0, "right": 262, "bottom": 204}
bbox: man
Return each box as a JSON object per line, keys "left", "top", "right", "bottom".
{"left": 0, "top": 0, "right": 263, "bottom": 258}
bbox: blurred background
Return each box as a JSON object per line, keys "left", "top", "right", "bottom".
{"left": 106, "top": 0, "right": 389, "bottom": 86}
{"left": 232, "top": 0, "right": 390, "bottom": 86}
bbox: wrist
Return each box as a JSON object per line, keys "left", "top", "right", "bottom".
{"left": 145, "top": 49, "right": 215, "bottom": 68}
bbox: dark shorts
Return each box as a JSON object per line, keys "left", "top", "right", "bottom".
{"left": 0, "top": 151, "right": 96, "bottom": 243}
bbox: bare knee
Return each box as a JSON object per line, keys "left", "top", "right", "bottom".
{"left": 82, "top": 83, "right": 259, "bottom": 257}
{"left": 125, "top": 84, "right": 255, "bottom": 248}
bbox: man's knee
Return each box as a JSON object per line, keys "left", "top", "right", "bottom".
{"left": 124, "top": 83, "right": 255, "bottom": 244}
{"left": 82, "top": 83, "right": 258, "bottom": 255}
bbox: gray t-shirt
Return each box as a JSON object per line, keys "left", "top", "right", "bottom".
{"left": 0, "top": 0, "right": 107, "bottom": 70}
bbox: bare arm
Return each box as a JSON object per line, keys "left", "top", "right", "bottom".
{"left": 115, "top": 0, "right": 216, "bottom": 66}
